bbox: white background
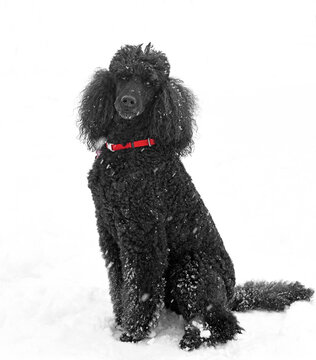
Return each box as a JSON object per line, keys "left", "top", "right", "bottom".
{"left": 0, "top": 0, "right": 316, "bottom": 359}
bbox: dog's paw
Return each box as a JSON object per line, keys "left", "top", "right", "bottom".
{"left": 179, "top": 325, "right": 203, "bottom": 351}
{"left": 205, "top": 309, "right": 244, "bottom": 344}
{"left": 120, "top": 331, "right": 146, "bottom": 343}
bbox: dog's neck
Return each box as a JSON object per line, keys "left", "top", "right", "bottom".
{"left": 105, "top": 112, "right": 151, "bottom": 144}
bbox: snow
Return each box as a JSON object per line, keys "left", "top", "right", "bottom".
{"left": 1, "top": 0, "right": 316, "bottom": 359}
{"left": 141, "top": 293, "right": 151, "bottom": 302}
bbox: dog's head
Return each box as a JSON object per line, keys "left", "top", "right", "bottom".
{"left": 110, "top": 43, "right": 170, "bottom": 120}
{"left": 78, "top": 43, "right": 196, "bottom": 156}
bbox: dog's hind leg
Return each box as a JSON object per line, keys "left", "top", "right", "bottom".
{"left": 166, "top": 253, "right": 242, "bottom": 350}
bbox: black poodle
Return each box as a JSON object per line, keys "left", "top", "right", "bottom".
{"left": 78, "top": 43, "right": 313, "bottom": 350}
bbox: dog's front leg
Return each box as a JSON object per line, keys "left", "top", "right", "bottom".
{"left": 117, "top": 216, "right": 168, "bottom": 342}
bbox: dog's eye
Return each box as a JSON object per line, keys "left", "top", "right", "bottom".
{"left": 116, "top": 73, "right": 130, "bottom": 82}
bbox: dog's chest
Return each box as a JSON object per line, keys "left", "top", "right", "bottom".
{"left": 90, "top": 152, "right": 162, "bottom": 205}
{"left": 101, "top": 160, "right": 145, "bottom": 196}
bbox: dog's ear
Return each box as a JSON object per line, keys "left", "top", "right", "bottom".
{"left": 151, "top": 78, "right": 197, "bottom": 156}
{"left": 78, "top": 69, "right": 115, "bottom": 150}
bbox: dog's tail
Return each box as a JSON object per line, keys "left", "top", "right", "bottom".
{"left": 230, "top": 281, "right": 314, "bottom": 312}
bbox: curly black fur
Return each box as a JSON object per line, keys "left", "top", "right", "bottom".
{"left": 78, "top": 43, "right": 314, "bottom": 351}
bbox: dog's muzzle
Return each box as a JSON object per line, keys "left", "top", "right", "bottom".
{"left": 115, "top": 95, "right": 143, "bottom": 119}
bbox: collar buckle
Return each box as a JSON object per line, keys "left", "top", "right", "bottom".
{"left": 106, "top": 142, "right": 114, "bottom": 152}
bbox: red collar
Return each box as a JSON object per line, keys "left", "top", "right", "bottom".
{"left": 96, "top": 138, "right": 155, "bottom": 157}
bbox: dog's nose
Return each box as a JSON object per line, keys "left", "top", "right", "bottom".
{"left": 121, "top": 95, "right": 137, "bottom": 108}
